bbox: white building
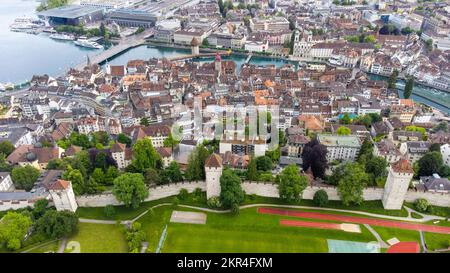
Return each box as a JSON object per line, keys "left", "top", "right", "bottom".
{"left": 0, "top": 172, "right": 14, "bottom": 192}
{"left": 441, "top": 144, "right": 450, "bottom": 167}
{"left": 205, "top": 153, "right": 223, "bottom": 200}
{"left": 317, "top": 134, "right": 361, "bottom": 162}
{"left": 382, "top": 159, "right": 414, "bottom": 210}
{"left": 49, "top": 179, "right": 78, "bottom": 212}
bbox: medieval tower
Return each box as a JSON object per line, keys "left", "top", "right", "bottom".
{"left": 191, "top": 37, "right": 200, "bottom": 56}
{"left": 205, "top": 153, "right": 223, "bottom": 199}
{"left": 382, "top": 158, "right": 414, "bottom": 210}
{"left": 49, "top": 179, "right": 78, "bottom": 212}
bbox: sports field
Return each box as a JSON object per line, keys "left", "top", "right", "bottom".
{"left": 143, "top": 207, "right": 376, "bottom": 253}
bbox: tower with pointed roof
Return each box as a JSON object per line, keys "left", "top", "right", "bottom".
{"left": 49, "top": 179, "right": 78, "bottom": 212}
{"left": 191, "top": 37, "right": 200, "bottom": 55}
{"left": 382, "top": 158, "right": 414, "bottom": 210}
{"left": 205, "top": 153, "right": 223, "bottom": 199}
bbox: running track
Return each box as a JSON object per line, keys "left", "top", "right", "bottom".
{"left": 258, "top": 208, "right": 450, "bottom": 235}
{"left": 280, "top": 219, "right": 342, "bottom": 231}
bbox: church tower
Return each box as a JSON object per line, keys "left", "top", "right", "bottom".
{"left": 205, "top": 153, "right": 223, "bottom": 199}
{"left": 382, "top": 158, "right": 414, "bottom": 210}
{"left": 49, "top": 179, "right": 78, "bottom": 212}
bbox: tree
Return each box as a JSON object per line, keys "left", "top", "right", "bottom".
{"left": 414, "top": 198, "right": 429, "bottom": 212}
{"left": 219, "top": 169, "right": 245, "bottom": 210}
{"left": 432, "top": 122, "right": 448, "bottom": 133}
{"left": 131, "top": 138, "right": 161, "bottom": 172}
{"left": 246, "top": 157, "right": 258, "bottom": 181}
{"left": 337, "top": 163, "right": 369, "bottom": 206}
{"left": 418, "top": 152, "right": 443, "bottom": 177}
{"left": 140, "top": 117, "right": 150, "bottom": 126}
{"left": 161, "top": 161, "right": 183, "bottom": 183}
{"left": 113, "top": 173, "right": 148, "bottom": 208}
{"left": 0, "top": 154, "right": 12, "bottom": 172}
{"left": 91, "top": 168, "right": 105, "bottom": 185}
{"left": 185, "top": 145, "right": 210, "bottom": 181}
{"left": 125, "top": 222, "right": 146, "bottom": 253}
{"left": 357, "top": 138, "right": 374, "bottom": 165}
{"left": 144, "top": 168, "right": 161, "bottom": 186}
{"left": 363, "top": 35, "right": 376, "bottom": 44}
{"left": 277, "top": 165, "right": 308, "bottom": 203}
{"left": 365, "top": 156, "right": 388, "bottom": 185}
{"left": 425, "top": 39, "right": 433, "bottom": 51}
{"left": 33, "top": 199, "right": 49, "bottom": 220}
{"left": 337, "top": 126, "right": 351, "bottom": 135}
{"left": 35, "top": 210, "right": 78, "bottom": 239}
{"left": 340, "top": 113, "right": 352, "bottom": 125}
{"left": 11, "top": 165, "right": 40, "bottom": 191}
{"left": 405, "top": 125, "right": 427, "bottom": 140}
{"left": 0, "top": 211, "right": 32, "bottom": 251}
{"left": 256, "top": 156, "right": 272, "bottom": 171}
{"left": 388, "top": 69, "right": 399, "bottom": 89}
{"left": 163, "top": 133, "right": 179, "bottom": 149}
{"left": 0, "top": 141, "right": 15, "bottom": 156}
{"left": 430, "top": 143, "right": 441, "bottom": 153}
{"left": 313, "top": 190, "right": 329, "bottom": 207}
{"left": 404, "top": 77, "right": 414, "bottom": 99}
{"left": 401, "top": 27, "right": 413, "bottom": 35}
{"left": 301, "top": 138, "right": 328, "bottom": 178}
{"left": 105, "top": 166, "right": 119, "bottom": 185}
{"left": 62, "top": 166, "right": 85, "bottom": 195}
{"left": 117, "top": 133, "right": 132, "bottom": 146}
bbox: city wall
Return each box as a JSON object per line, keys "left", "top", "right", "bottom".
{"left": 74, "top": 181, "right": 449, "bottom": 208}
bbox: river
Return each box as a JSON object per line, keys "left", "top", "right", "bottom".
{"left": 0, "top": 0, "right": 449, "bottom": 114}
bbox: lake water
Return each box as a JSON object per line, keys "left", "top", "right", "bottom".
{"left": 0, "top": 0, "right": 448, "bottom": 114}
{"left": 0, "top": 0, "right": 104, "bottom": 84}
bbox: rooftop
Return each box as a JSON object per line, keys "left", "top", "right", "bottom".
{"left": 317, "top": 134, "right": 360, "bottom": 147}
{"left": 38, "top": 5, "right": 103, "bottom": 19}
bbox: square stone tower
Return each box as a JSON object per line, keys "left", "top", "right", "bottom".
{"left": 205, "top": 153, "right": 223, "bottom": 199}
{"left": 382, "top": 158, "right": 414, "bottom": 210}
{"left": 49, "top": 179, "right": 78, "bottom": 212}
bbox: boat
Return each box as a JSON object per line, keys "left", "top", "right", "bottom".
{"left": 50, "top": 33, "right": 75, "bottom": 41}
{"left": 0, "top": 83, "right": 5, "bottom": 92}
{"left": 9, "top": 17, "right": 45, "bottom": 32}
{"left": 73, "top": 37, "right": 104, "bottom": 49}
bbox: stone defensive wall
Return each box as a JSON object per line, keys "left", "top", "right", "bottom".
{"left": 75, "top": 181, "right": 449, "bottom": 208}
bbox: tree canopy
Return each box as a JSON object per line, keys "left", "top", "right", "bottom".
{"left": 11, "top": 165, "right": 40, "bottom": 191}
{"left": 301, "top": 138, "right": 328, "bottom": 178}
{"left": 185, "top": 145, "right": 210, "bottom": 181}
{"left": 219, "top": 169, "right": 245, "bottom": 210}
{"left": 277, "top": 165, "right": 308, "bottom": 203}
{"left": 337, "top": 163, "right": 369, "bottom": 206}
{"left": 131, "top": 138, "right": 161, "bottom": 172}
{"left": 0, "top": 211, "right": 32, "bottom": 251}
{"left": 113, "top": 173, "right": 148, "bottom": 208}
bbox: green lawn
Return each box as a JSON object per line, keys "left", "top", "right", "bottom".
{"left": 424, "top": 232, "right": 450, "bottom": 251}
{"left": 371, "top": 226, "right": 422, "bottom": 244}
{"left": 66, "top": 223, "right": 128, "bottom": 253}
{"left": 77, "top": 193, "right": 408, "bottom": 221}
{"left": 143, "top": 207, "right": 376, "bottom": 253}
{"left": 21, "top": 240, "right": 61, "bottom": 253}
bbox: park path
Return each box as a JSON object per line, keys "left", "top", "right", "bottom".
{"left": 57, "top": 238, "right": 67, "bottom": 253}
{"left": 419, "top": 231, "right": 428, "bottom": 253}
{"left": 258, "top": 208, "right": 450, "bottom": 235}
{"left": 79, "top": 203, "right": 446, "bottom": 225}
{"left": 364, "top": 224, "right": 389, "bottom": 248}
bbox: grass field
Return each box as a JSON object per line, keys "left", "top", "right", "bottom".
{"left": 66, "top": 223, "right": 128, "bottom": 253}
{"left": 21, "top": 240, "right": 61, "bottom": 253}
{"left": 140, "top": 207, "right": 376, "bottom": 253}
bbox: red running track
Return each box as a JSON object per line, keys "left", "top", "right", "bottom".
{"left": 258, "top": 208, "right": 450, "bottom": 235}
{"left": 280, "top": 219, "right": 343, "bottom": 230}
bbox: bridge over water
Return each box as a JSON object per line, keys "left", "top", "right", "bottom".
{"left": 73, "top": 30, "right": 153, "bottom": 70}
